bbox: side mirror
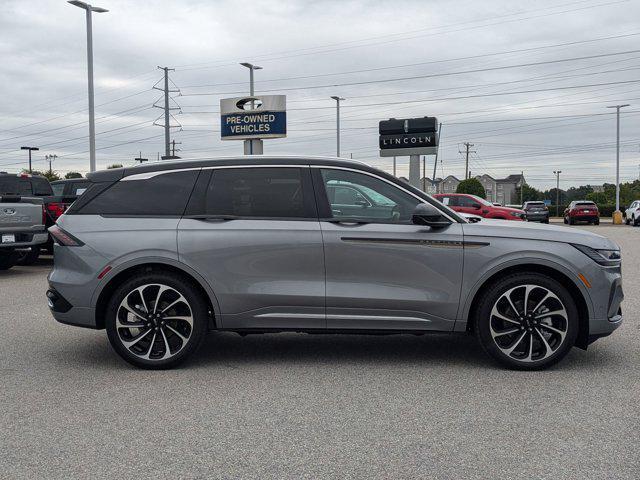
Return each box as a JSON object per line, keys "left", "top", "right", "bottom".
{"left": 354, "top": 199, "right": 369, "bottom": 207}
{"left": 472, "top": 203, "right": 481, "bottom": 209}
{"left": 412, "top": 203, "right": 452, "bottom": 228}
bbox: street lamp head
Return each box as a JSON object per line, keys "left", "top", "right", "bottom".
{"left": 68, "top": 1, "right": 108, "bottom": 12}
{"left": 21, "top": 146, "right": 39, "bottom": 151}
{"left": 331, "top": 96, "right": 345, "bottom": 101}
{"left": 240, "top": 62, "right": 262, "bottom": 70}
{"left": 606, "top": 104, "right": 630, "bottom": 109}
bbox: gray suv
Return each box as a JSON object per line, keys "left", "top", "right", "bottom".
{"left": 47, "top": 157, "right": 623, "bottom": 370}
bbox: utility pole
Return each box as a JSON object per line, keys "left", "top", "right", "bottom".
{"left": 68, "top": 1, "right": 108, "bottom": 173}
{"left": 240, "top": 62, "right": 263, "bottom": 155}
{"left": 134, "top": 151, "right": 148, "bottom": 164}
{"left": 171, "top": 140, "right": 182, "bottom": 158}
{"left": 154, "top": 66, "right": 180, "bottom": 159}
{"left": 520, "top": 171, "right": 524, "bottom": 205}
{"left": 393, "top": 156, "right": 396, "bottom": 177}
{"left": 330, "top": 96, "right": 344, "bottom": 157}
{"left": 460, "top": 142, "right": 475, "bottom": 179}
{"left": 45, "top": 154, "right": 58, "bottom": 174}
{"left": 20, "top": 146, "right": 39, "bottom": 173}
{"left": 553, "top": 170, "right": 562, "bottom": 217}
{"left": 432, "top": 122, "right": 442, "bottom": 193}
{"left": 606, "top": 104, "right": 630, "bottom": 219}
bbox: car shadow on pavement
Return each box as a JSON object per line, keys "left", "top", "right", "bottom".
{"left": 189, "top": 331, "right": 496, "bottom": 369}
{"left": 53, "top": 329, "right": 624, "bottom": 372}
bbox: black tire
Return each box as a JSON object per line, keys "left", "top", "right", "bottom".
{"left": 0, "top": 251, "right": 18, "bottom": 270}
{"left": 563, "top": 216, "right": 568, "bottom": 224}
{"left": 475, "top": 273, "right": 579, "bottom": 370}
{"left": 543, "top": 218, "right": 549, "bottom": 224}
{"left": 594, "top": 219, "right": 600, "bottom": 225}
{"left": 105, "top": 271, "right": 208, "bottom": 369}
{"left": 568, "top": 217, "right": 575, "bottom": 225}
{"left": 16, "top": 247, "right": 40, "bottom": 266}
{"left": 633, "top": 215, "right": 638, "bottom": 227}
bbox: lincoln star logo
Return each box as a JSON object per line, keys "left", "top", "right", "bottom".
{"left": 3, "top": 208, "right": 16, "bottom": 215}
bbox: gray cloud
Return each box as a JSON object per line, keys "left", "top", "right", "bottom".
{"left": 1, "top": 0, "right": 639, "bottom": 189}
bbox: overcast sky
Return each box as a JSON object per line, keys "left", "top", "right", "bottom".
{"left": 1, "top": 0, "right": 640, "bottom": 189}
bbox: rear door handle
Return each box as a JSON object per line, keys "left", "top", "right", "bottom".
{"left": 186, "top": 215, "right": 238, "bottom": 222}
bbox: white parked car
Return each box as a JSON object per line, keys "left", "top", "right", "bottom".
{"left": 625, "top": 200, "right": 640, "bottom": 226}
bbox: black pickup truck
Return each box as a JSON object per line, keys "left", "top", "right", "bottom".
{"left": 0, "top": 173, "right": 77, "bottom": 261}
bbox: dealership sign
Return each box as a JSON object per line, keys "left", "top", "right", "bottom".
{"left": 220, "top": 95, "right": 287, "bottom": 140}
{"left": 379, "top": 116, "right": 439, "bottom": 157}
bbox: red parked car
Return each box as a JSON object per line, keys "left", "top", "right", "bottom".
{"left": 433, "top": 193, "right": 525, "bottom": 220}
{"left": 564, "top": 200, "right": 600, "bottom": 225}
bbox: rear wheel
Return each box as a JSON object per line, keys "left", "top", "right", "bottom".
{"left": 568, "top": 217, "right": 575, "bottom": 225}
{"left": 594, "top": 218, "right": 600, "bottom": 225}
{"left": 105, "top": 271, "right": 208, "bottom": 369}
{"left": 475, "top": 273, "right": 579, "bottom": 370}
{"left": 563, "top": 216, "right": 568, "bottom": 224}
{"left": 633, "top": 215, "right": 638, "bottom": 226}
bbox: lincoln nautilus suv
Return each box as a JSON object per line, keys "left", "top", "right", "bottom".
{"left": 47, "top": 156, "right": 623, "bottom": 370}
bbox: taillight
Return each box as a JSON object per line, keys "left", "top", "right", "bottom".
{"left": 46, "top": 202, "right": 68, "bottom": 220}
{"left": 48, "top": 225, "right": 84, "bottom": 247}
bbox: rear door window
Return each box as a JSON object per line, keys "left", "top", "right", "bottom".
{"left": 31, "top": 177, "right": 53, "bottom": 196}
{"left": 79, "top": 170, "right": 199, "bottom": 216}
{"left": 196, "top": 167, "right": 315, "bottom": 219}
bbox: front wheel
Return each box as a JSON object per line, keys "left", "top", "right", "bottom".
{"left": 475, "top": 273, "right": 579, "bottom": 370}
{"left": 16, "top": 247, "right": 40, "bottom": 266}
{"left": 0, "top": 251, "right": 18, "bottom": 270}
{"left": 105, "top": 271, "right": 208, "bottom": 369}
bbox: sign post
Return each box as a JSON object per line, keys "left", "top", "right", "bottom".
{"left": 379, "top": 117, "right": 439, "bottom": 189}
{"left": 220, "top": 95, "right": 287, "bottom": 154}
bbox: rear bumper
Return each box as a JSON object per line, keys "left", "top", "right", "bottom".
{"left": 47, "top": 287, "right": 99, "bottom": 329}
{"left": 525, "top": 212, "right": 549, "bottom": 221}
{"left": 571, "top": 215, "right": 599, "bottom": 222}
{"left": 0, "top": 232, "right": 48, "bottom": 248}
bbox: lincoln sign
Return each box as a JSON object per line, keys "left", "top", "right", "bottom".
{"left": 220, "top": 95, "right": 287, "bottom": 140}
{"left": 379, "top": 116, "right": 439, "bottom": 157}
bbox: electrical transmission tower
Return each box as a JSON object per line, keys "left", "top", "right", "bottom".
{"left": 153, "top": 66, "right": 182, "bottom": 159}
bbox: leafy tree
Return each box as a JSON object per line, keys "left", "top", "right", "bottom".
{"left": 515, "top": 183, "right": 543, "bottom": 203}
{"left": 107, "top": 164, "right": 123, "bottom": 169}
{"left": 456, "top": 178, "right": 486, "bottom": 199}
{"left": 65, "top": 172, "right": 83, "bottom": 179}
{"left": 42, "top": 170, "right": 61, "bottom": 182}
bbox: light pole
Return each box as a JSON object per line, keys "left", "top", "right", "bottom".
{"left": 330, "top": 96, "right": 344, "bottom": 157}
{"left": 21, "top": 146, "right": 39, "bottom": 173}
{"left": 68, "top": 1, "right": 108, "bottom": 173}
{"left": 553, "top": 170, "right": 562, "bottom": 217}
{"left": 606, "top": 104, "right": 630, "bottom": 220}
{"left": 240, "top": 62, "right": 263, "bottom": 155}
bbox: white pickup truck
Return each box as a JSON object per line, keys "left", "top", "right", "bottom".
{"left": 0, "top": 195, "right": 49, "bottom": 270}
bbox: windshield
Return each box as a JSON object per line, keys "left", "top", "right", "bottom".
{"left": 51, "top": 183, "right": 65, "bottom": 195}
{"left": 470, "top": 195, "right": 494, "bottom": 206}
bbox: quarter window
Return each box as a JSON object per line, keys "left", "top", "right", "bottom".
{"left": 79, "top": 170, "right": 199, "bottom": 216}
{"left": 319, "top": 169, "right": 420, "bottom": 223}
{"left": 202, "top": 167, "right": 312, "bottom": 218}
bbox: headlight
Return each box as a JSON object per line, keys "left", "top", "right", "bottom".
{"left": 572, "top": 244, "right": 621, "bottom": 266}
{"left": 509, "top": 211, "right": 523, "bottom": 218}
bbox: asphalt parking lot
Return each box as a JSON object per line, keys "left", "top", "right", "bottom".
{"left": 1, "top": 224, "right": 638, "bottom": 479}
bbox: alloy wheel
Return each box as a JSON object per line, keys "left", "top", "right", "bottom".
{"left": 489, "top": 284, "right": 568, "bottom": 363}
{"left": 115, "top": 283, "right": 193, "bottom": 361}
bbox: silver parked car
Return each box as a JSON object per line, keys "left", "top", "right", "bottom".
{"left": 47, "top": 157, "right": 623, "bottom": 370}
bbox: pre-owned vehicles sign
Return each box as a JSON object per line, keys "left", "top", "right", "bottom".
{"left": 220, "top": 95, "right": 286, "bottom": 140}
